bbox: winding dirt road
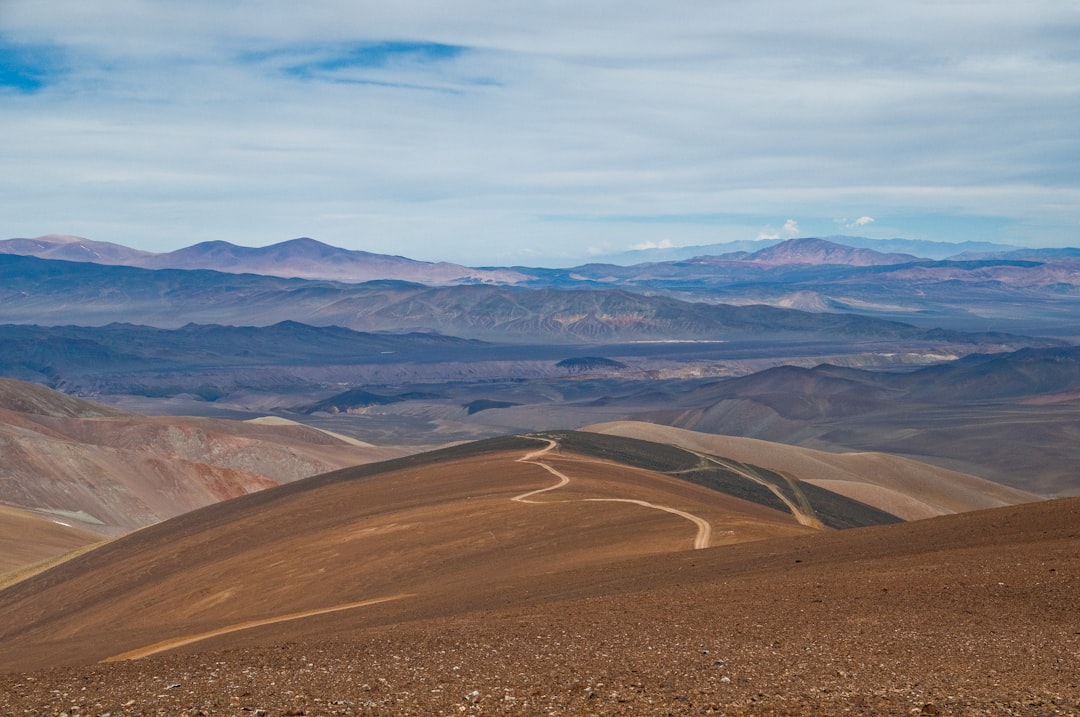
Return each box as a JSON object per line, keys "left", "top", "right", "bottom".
{"left": 103, "top": 438, "right": 712, "bottom": 664}
{"left": 103, "top": 594, "right": 412, "bottom": 662}
{"left": 515, "top": 437, "right": 713, "bottom": 549}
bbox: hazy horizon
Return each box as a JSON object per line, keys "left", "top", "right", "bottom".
{"left": 6, "top": 230, "right": 1051, "bottom": 269}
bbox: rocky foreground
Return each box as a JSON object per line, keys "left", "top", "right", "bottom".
{"left": 3, "top": 499, "right": 1078, "bottom": 716}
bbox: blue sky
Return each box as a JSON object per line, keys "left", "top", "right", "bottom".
{"left": 1, "top": 1, "right": 1078, "bottom": 266}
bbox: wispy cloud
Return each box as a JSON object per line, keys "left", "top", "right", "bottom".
{"left": 264, "top": 41, "right": 474, "bottom": 91}
{"left": 1, "top": 1, "right": 1078, "bottom": 264}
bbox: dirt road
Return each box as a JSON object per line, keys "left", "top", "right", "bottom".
{"left": 104, "top": 594, "right": 411, "bottom": 662}
{"left": 515, "top": 436, "right": 712, "bottom": 549}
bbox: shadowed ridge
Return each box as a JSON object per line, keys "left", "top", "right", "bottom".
{"left": 584, "top": 421, "right": 1040, "bottom": 520}
{"left": 543, "top": 430, "right": 902, "bottom": 529}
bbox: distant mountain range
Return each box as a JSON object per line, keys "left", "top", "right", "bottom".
{"left": 0, "top": 235, "right": 528, "bottom": 285}
{"left": 0, "top": 233, "right": 1046, "bottom": 280}
{"left": 732, "top": 237, "right": 918, "bottom": 266}
{"left": 638, "top": 344, "right": 1080, "bottom": 495}
{"left": 588, "top": 235, "right": 1025, "bottom": 264}
{"left": 685, "top": 345, "right": 1080, "bottom": 410}
{"left": 4, "top": 234, "right": 1080, "bottom": 335}
{"left": 2, "top": 253, "right": 1008, "bottom": 344}
{"left": 0, "top": 321, "right": 497, "bottom": 394}
{"left": 535, "top": 238, "right": 1080, "bottom": 332}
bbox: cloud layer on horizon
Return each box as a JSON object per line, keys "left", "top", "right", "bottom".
{"left": 1, "top": 1, "right": 1078, "bottom": 265}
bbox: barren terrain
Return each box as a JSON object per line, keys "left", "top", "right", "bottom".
{"left": 1, "top": 484, "right": 1076, "bottom": 715}
{"left": 0, "top": 505, "right": 102, "bottom": 577}
{"left": 1, "top": 235, "right": 1078, "bottom": 715}
{"left": 0, "top": 435, "right": 817, "bottom": 673}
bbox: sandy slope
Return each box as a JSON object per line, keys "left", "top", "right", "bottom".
{"left": 585, "top": 421, "right": 1040, "bottom": 519}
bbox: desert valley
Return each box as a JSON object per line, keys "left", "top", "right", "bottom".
{"left": 1, "top": 234, "right": 1078, "bottom": 715}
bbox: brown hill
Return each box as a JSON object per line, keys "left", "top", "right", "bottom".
{"left": 649, "top": 355, "right": 1080, "bottom": 496}
{"left": 0, "top": 379, "right": 404, "bottom": 543}
{"left": 584, "top": 421, "right": 1040, "bottom": 520}
{"left": 0, "top": 434, "right": 814, "bottom": 673}
{"left": 0, "top": 434, "right": 1075, "bottom": 714}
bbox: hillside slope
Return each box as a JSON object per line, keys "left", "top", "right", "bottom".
{"left": 0, "top": 462, "right": 1075, "bottom": 714}
{"left": 0, "top": 434, "right": 815, "bottom": 672}
{"left": 651, "top": 351, "right": 1080, "bottom": 496}
{"left": 0, "top": 378, "right": 404, "bottom": 541}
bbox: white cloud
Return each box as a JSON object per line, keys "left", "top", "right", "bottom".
{"left": 631, "top": 239, "right": 675, "bottom": 250}
{"left": 782, "top": 219, "right": 800, "bottom": 237}
{"left": 836, "top": 215, "right": 876, "bottom": 230}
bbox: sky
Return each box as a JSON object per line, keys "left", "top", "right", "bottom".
{"left": 1, "top": 1, "right": 1078, "bottom": 266}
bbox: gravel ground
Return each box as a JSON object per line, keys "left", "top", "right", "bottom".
{"left": 4, "top": 533, "right": 1078, "bottom": 717}
{"left": 2, "top": 492, "right": 1077, "bottom": 716}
